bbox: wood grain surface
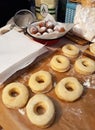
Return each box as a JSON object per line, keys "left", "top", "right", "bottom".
{"left": 83, "top": 47, "right": 95, "bottom": 60}
{"left": 0, "top": 38, "right": 95, "bottom": 130}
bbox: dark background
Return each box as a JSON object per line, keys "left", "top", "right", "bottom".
{"left": 0, "top": 0, "right": 67, "bottom": 27}
{"left": 0, "top": 0, "right": 30, "bottom": 27}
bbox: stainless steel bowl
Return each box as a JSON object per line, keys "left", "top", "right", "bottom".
{"left": 14, "top": 9, "right": 37, "bottom": 29}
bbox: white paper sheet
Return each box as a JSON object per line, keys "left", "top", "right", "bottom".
{"left": 0, "top": 29, "right": 48, "bottom": 84}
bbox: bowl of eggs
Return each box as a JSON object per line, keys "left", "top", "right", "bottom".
{"left": 27, "top": 20, "right": 73, "bottom": 45}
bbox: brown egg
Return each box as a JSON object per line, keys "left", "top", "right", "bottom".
{"left": 59, "top": 27, "right": 65, "bottom": 32}
{"left": 46, "top": 20, "right": 54, "bottom": 29}
{"left": 54, "top": 25, "right": 65, "bottom": 32}
{"left": 38, "top": 21, "right": 46, "bottom": 27}
{"left": 30, "top": 26, "right": 38, "bottom": 34}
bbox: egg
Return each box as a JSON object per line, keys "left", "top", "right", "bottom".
{"left": 38, "top": 21, "right": 46, "bottom": 27}
{"left": 39, "top": 26, "right": 47, "bottom": 34}
{"left": 54, "top": 25, "right": 65, "bottom": 32}
{"left": 30, "top": 26, "right": 38, "bottom": 34}
{"left": 46, "top": 20, "right": 54, "bottom": 29}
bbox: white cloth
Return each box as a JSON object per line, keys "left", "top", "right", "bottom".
{"left": 0, "top": 29, "right": 47, "bottom": 84}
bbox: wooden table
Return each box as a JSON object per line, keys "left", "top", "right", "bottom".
{"left": 0, "top": 37, "right": 95, "bottom": 130}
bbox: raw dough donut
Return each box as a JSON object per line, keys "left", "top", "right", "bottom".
{"left": 28, "top": 70, "right": 52, "bottom": 93}
{"left": 55, "top": 77, "right": 83, "bottom": 102}
{"left": 50, "top": 55, "right": 70, "bottom": 72}
{"left": 2, "top": 82, "right": 29, "bottom": 109}
{"left": 90, "top": 43, "right": 95, "bottom": 55}
{"left": 74, "top": 57, "right": 95, "bottom": 75}
{"left": 26, "top": 94, "right": 55, "bottom": 128}
{"left": 62, "top": 44, "right": 80, "bottom": 58}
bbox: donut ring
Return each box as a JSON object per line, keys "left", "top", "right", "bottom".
{"left": 74, "top": 57, "right": 95, "bottom": 75}
{"left": 50, "top": 55, "right": 70, "bottom": 72}
{"left": 62, "top": 44, "right": 80, "bottom": 58}
{"left": 90, "top": 43, "right": 95, "bottom": 55}
{"left": 55, "top": 77, "right": 83, "bottom": 102}
{"left": 26, "top": 94, "right": 55, "bottom": 128}
{"left": 2, "top": 82, "right": 29, "bottom": 109}
{"left": 28, "top": 70, "right": 52, "bottom": 93}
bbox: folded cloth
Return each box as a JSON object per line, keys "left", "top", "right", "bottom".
{"left": 0, "top": 29, "right": 48, "bottom": 85}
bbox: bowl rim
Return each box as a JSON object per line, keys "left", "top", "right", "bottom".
{"left": 13, "top": 9, "right": 36, "bottom": 29}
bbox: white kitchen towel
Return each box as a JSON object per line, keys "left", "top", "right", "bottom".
{"left": 0, "top": 29, "right": 48, "bottom": 85}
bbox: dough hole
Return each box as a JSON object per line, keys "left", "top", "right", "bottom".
{"left": 34, "top": 103, "right": 46, "bottom": 115}
{"left": 65, "top": 83, "right": 74, "bottom": 91}
{"left": 9, "top": 89, "right": 19, "bottom": 97}
{"left": 56, "top": 58, "right": 62, "bottom": 63}
{"left": 67, "top": 46, "right": 72, "bottom": 50}
{"left": 82, "top": 61, "right": 88, "bottom": 67}
{"left": 36, "top": 76, "right": 44, "bottom": 83}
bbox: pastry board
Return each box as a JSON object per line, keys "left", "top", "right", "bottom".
{"left": 0, "top": 38, "right": 95, "bottom": 130}
{"left": 83, "top": 46, "right": 95, "bottom": 60}
{"left": 65, "top": 32, "right": 89, "bottom": 45}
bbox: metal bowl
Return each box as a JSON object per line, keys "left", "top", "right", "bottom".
{"left": 14, "top": 9, "right": 36, "bottom": 29}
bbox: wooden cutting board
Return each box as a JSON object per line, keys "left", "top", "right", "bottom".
{"left": 83, "top": 47, "right": 95, "bottom": 60}
{"left": 0, "top": 38, "right": 95, "bottom": 130}
{"left": 65, "top": 32, "right": 89, "bottom": 45}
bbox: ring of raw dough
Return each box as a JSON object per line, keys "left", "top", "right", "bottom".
{"left": 50, "top": 55, "right": 70, "bottom": 72}
{"left": 74, "top": 57, "right": 95, "bottom": 75}
{"left": 2, "top": 82, "right": 29, "bottom": 109}
{"left": 26, "top": 94, "right": 55, "bottom": 128}
{"left": 62, "top": 44, "right": 80, "bottom": 58}
{"left": 28, "top": 70, "right": 52, "bottom": 93}
{"left": 90, "top": 43, "right": 95, "bottom": 55}
{"left": 55, "top": 77, "right": 83, "bottom": 102}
